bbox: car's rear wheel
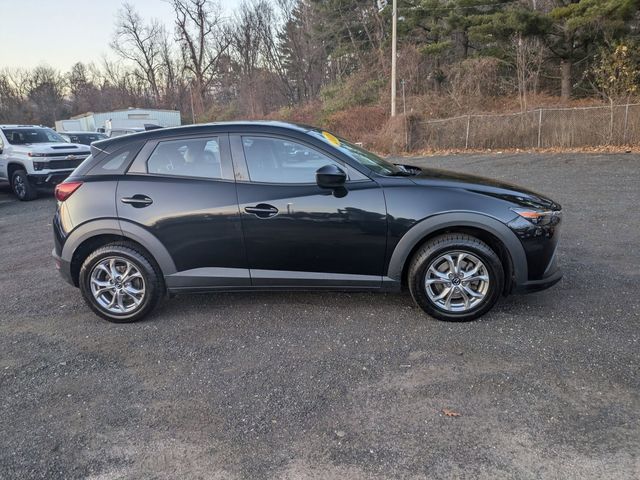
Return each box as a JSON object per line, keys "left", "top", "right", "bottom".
{"left": 11, "top": 170, "right": 37, "bottom": 201}
{"left": 79, "top": 242, "right": 164, "bottom": 323}
{"left": 408, "top": 234, "right": 504, "bottom": 321}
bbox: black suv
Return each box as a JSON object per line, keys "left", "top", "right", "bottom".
{"left": 52, "top": 121, "right": 562, "bottom": 323}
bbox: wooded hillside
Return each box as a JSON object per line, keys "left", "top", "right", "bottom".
{"left": 1, "top": 0, "right": 638, "bottom": 150}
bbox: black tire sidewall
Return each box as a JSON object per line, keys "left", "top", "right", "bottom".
{"left": 12, "top": 170, "right": 36, "bottom": 201}
{"left": 79, "top": 245, "right": 161, "bottom": 323}
{"left": 409, "top": 236, "right": 504, "bottom": 322}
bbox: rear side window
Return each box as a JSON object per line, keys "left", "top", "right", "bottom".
{"left": 146, "top": 137, "right": 224, "bottom": 179}
{"left": 79, "top": 142, "right": 144, "bottom": 177}
{"left": 100, "top": 151, "right": 131, "bottom": 171}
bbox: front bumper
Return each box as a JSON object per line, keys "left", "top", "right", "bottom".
{"left": 28, "top": 171, "right": 74, "bottom": 186}
{"left": 513, "top": 245, "right": 562, "bottom": 293}
{"left": 513, "top": 267, "right": 562, "bottom": 293}
{"left": 52, "top": 248, "right": 74, "bottom": 286}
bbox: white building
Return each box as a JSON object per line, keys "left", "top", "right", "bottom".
{"left": 56, "top": 108, "right": 181, "bottom": 133}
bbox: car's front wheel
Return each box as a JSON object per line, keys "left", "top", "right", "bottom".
{"left": 79, "top": 242, "right": 164, "bottom": 323}
{"left": 11, "top": 170, "right": 37, "bottom": 201}
{"left": 408, "top": 234, "right": 504, "bottom": 321}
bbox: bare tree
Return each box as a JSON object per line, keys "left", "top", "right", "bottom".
{"left": 157, "top": 27, "right": 189, "bottom": 113}
{"left": 171, "top": 0, "right": 231, "bottom": 119}
{"left": 229, "top": 1, "right": 265, "bottom": 115}
{"left": 513, "top": 33, "right": 545, "bottom": 111}
{"left": 0, "top": 69, "right": 28, "bottom": 123}
{"left": 111, "top": 2, "right": 164, "bottom": 104}
{"left": 23, "top": 66, "right": 67, "bottom": 125}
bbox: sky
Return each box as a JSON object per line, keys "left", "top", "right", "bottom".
{"left": 0, "top": 0, "right": 243, "bottom": 71}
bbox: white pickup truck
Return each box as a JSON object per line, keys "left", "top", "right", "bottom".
{"left": 0, "top": 125, "right": 91, "bottom": 201}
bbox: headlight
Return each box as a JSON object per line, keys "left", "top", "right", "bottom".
{"left": 511, "top": 208, "right": 562, "bottom": 226}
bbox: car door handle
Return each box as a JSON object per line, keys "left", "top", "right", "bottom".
{"left": 121, "top": 195, "right": 153, "bottom": 207}
{"left": 244, "top": 204, "right": 278, "bottom": 218}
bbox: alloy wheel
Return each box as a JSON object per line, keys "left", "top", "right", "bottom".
{"left": 425, "top": 251, "right": 490, "bottom": 312}
{"left": 90, "top": 257, "right": 146, "bottom": 314}
{"left": 13, "top": 175, "right": 26, "bottom": 199}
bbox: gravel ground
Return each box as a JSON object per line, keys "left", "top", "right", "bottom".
{"left": 0, "top": 153, "right": 638, "bottom": 479}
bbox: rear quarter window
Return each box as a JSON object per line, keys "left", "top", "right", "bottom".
{"left": 74, "top": 142, "right": 144, "bottom": 177}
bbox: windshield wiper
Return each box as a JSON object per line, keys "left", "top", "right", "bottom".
{"left": 391, "top": 164, "right": 421, "bottom": 176}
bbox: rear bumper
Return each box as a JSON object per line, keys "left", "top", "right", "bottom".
{"left": 52, "top": 248, "right": 74, "bottom": 286}
{"left": 28, "top": 171, "right": 73, "bottom": 186}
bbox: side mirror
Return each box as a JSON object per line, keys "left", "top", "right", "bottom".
{"left": 316, "top": 164, "right": 347, "bottom": 189}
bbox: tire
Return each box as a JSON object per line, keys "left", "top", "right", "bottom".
{"left": 408, "top": 234, "right": 504, "bottom": 322}
{"left": 11, "top": 170, "right": 37, "bottom": 201}
{"left": 79, "top": 242, "right": 164, "bottom": 323}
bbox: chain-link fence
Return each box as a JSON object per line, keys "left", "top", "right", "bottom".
{"left": 414, "top": 104, "right": 640, "bottom": 150}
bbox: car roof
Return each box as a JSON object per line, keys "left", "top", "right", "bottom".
{"left": 60, "top": 131, "right": 106, "bottom": 135}
{"left": 92, "top": 120, "right": 316, "bottom": 151}
{"left": 0, "top": 125, "right": 48, "bottom": 129}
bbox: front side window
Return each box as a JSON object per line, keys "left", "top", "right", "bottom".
{"left": 147, "top": 137, "right": 223, "bottom": 179}
{"left": 1, "top": 127, "right": 66, "bottom": 145}
{"left": 242, "top": 136, "right": 354, "bottom": 184}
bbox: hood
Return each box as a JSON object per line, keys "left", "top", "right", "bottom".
{"left": 26, "top": 143, "right": 90, "bottom": 153}
{"left": 10, "top": 142, "right": 91, "bottom": 156}
{"left": 409, "top": 167, "right": 561, "bottom": 211}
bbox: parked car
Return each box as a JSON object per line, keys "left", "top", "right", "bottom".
{"left": 59, "top": 131, "right": 108, "bottom": 145}
{"left": 52, "top": 121, "right": 562, "bottom": 323}
{"left": 106, "top": 127, "right": 145, "bottom": 138}
{"left": 0, "top": 125, "right": 91, "bottom": 200}
{"left": 104, "top": 122, "right": 164, "bottom": 138}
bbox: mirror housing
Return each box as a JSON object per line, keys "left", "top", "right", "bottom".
{"left": 316, "top": 164, "right": 347, "bottom": 189}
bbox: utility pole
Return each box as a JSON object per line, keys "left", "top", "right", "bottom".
{"left": 401, "top": 79, "right": 407, "bottom": 148}
{"left": 189, "top": 82, "right": 196, "bottom": 124}
{"left": 391, "top": 0, "right": 397, "bottom": 117}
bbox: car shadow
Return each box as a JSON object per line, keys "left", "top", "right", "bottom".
{"left": 149, "top": 288, "right": 544, "bottom": 325}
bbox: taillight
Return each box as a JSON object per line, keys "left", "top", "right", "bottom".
{"left": 55, "top": 181, "right": 82, "bottom": 202}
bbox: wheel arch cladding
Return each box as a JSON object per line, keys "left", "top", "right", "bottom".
{"left": 388, "top": 212, "right": 528, "bottom": 289}
{"left": 7, "top": 162, "right": 26, "bottom": 177}
{"left": 63, "top": 219, "right": 177, "bottom": 286}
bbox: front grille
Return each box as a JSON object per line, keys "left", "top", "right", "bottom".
{"left": 44, "top": 151, "right": 89, "bottom": 157}
{"left": 43, "top": 158, "right": 85, "bottom": 170}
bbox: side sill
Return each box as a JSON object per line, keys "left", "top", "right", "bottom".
{"left": 166, "top": 285, "right": 385, "bottom": 294}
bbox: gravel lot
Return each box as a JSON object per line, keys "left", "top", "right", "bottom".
{"left": 1, "top": 153, "right": 639, "bottom": 479}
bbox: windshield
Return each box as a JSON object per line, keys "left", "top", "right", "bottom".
{"left": 2, "top": 128, "right": 66, "bottom": 145}
{"left": 309, "top": 130, "right": 403, "bottom": 176}
{"left": 66, "top": 133, "right": 107, "bottom": 145}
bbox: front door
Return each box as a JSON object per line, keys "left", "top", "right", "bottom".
{"left": 232, "top": 134, "right": 387, "bottom": 288}
{"left": 117, "top": 134, "right": 249, "bottom": 288}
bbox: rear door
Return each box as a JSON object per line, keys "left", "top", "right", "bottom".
{"left": 118, "top": 133, "right": 249, "bottom": 288}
